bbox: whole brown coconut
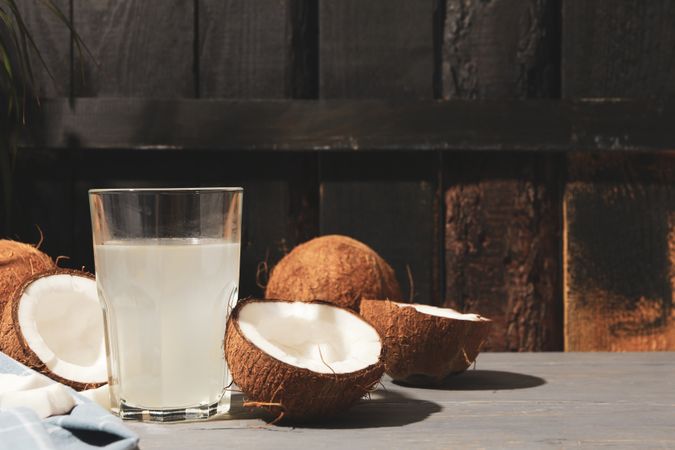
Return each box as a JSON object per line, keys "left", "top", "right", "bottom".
{"left": 360, "top": 299, "right": 491, "bottom": 385}
{"left": 265, "top": 235, "right": 402, "bottom": 310}
{"left": 0, "top": 240, "right": 55, "bottom": 307}
{"left": 225, "top": 298, "right": 385, "bottom": 422}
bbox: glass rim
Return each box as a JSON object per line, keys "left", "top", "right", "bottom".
{"left": 89, "top": 187, "right": 243, "bottom": 194}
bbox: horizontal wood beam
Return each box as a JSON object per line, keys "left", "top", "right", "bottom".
{"left": 21, "top": 98, "right": 675, "bottom": 152}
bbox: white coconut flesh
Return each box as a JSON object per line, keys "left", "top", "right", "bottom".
{"left": 395, "top": 301, "right": 490, "bottom": 321}
{"left": 17, "top": 274, "right": 107, "bottom": 383}
{"left": 238, "top": 302, "right": 381, "bottom": 374}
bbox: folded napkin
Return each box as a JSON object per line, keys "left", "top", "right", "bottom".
{"left": 0, "top": 352, "right": 138, "bottom": 450}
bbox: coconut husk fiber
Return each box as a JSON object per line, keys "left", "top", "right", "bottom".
{"left": 0, "top": 240, "right": 54, "bottom": 307}
{"left": 360, "top": 299, "right": 492, "bottom": 385}
{"left": 0, "top": 270, "right": 104, "bottom": 391}
{"left": 225, "top": 299, "right": 385, "bottom": 423}
{"left": 265, "top": 235, "right": 402, "bottom": 311}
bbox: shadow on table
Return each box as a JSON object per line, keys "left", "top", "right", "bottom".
{"left": 394, "top": 370, "right": 546, "bottom": 391}
{"left": 296, "top": 388, "right": 441, "bottom": 429}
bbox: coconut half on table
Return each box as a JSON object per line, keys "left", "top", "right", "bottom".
{"left": 360, "top": 299, "right": 491, "bottom": 386}
{"left": 225, "top": 299, "right": 385, "bottom": 422}
{"left": 0, "top": 270, "right": 107, "bottom": 391}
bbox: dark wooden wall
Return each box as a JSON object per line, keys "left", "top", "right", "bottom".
{"left": 6, "top": 0, "right": 675, "bottom": 351}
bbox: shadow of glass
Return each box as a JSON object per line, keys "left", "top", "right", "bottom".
{"left": 394, "top": 370, "right": 546, "bottom": 391}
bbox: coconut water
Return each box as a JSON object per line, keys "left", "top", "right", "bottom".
{"left": 94, "top": 239, "right": 240, "bottom": 412}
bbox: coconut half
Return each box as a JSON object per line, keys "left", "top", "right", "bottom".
{"left": 0, "top": 240, "right": 55, "bottom": 307}
{"left": 360, "top": 299, "right": 492, "bottom": 385}
{"left": 265, "top": 235, "right": 402, "bottom": 310}
{"left": 0, "top": 270, "right": 107, "bottom": 390}
{"left": 225, "top": 299, "right": 384, "bottom": 422}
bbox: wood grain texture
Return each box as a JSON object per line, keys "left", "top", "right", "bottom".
{"left": 564, "top": 153, "right": 675, "bottom": 351}
{"left": 126, "top": 353, "right": 675, "bottom": 450}
{"left": 11, "top": 148, "right": 73, "bottom": 264}
{"left": 317, "top": 2, "right": 438, "bottom": 304}
{"left": 15, "top": 0, "right": 71, "bottom": 97}
{"left": 198, "top": 1, "right": 319, "bottom": 294}
{"left": 441, "top": 1, "right": 561, "bottom": 350}
{"left": 64, "top": 150, "right": 317, "bottom": 298}
{"left": 72, "top": 0, "right": 194, "bottom": 97}
{"left": 444, "top": 153, "right": 561, "bottom": 351}
{"left": 199, "top": 152, "right": 318, "bottom": 299}
{"left": 319, "top": 153, "right": 439, "bottom": 305}
{"left": 442, "top": 0, "right": 559, "bottom": 99}
{"left": 21, "top": 98, "right": 675, "bottom": 153}
{"left": 199, "top": 0, "right": 315, "bottom": 98}
{"left": 319, "top": 0, "right": 434, "bottom": 98}
{"left": 563, "top": 0, "right": 675, "bottom": 98}
{"left": 563, "top": 1, "right": 675, "bottom": 351}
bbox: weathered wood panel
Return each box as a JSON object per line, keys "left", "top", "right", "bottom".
{"left": 318, "top": 2, "right": 438, "bottom": 304}
{"left": 563, "top": 0, "right": 675, "bottom": 98}
{"left": 198, "top": 0, "right": 319, "bottom": 295}
{"left": 72, "top": 0, "right": 194, "bottom": 97}
{"left": 442, "top": 0, "right": 559, "bottom": 99}
{"left": 319, "top": 0, "right": 434, "bottom": 98}
{"left": 11, "top": 148, "right": 73, "bottom": 264}
{"left": 198, "top": 152, "right": 318, "bottom": 299}
{"left": 199, "top": 0, "right": 316, "bottom": 98}
{"left": 563, "top": 0, "right": 675, "bottom": 350}
{"left": 66, "top": 150, "right": 318, "bottom": 298}
{"left": 16, "top": 0, "right": 71, "bottom": 97}
{"left": 444, "top": 153, "right": 561, "bottom": 351}
{"left": 319, "top": 152, "right": 439, "bottom": 304}
{"left": 22, "top": 98, "right": 675, "bottom": 153}
{"left": 441, "top": 1, "right": 561, "bottom": 350}
{"left": 564, "top": 154, "right": 675, "bottom": 351}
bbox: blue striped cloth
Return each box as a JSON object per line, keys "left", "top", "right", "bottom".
{"left": 0, "top": 353, "right": 138, "bottom": 450}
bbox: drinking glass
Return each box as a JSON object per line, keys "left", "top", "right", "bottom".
{"left": 89, "top": 188, "right": 242, "bottom": 422}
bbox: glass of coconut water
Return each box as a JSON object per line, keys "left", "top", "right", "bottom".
{"left": 89, "top": 188, "right": 242, "bottom": 422}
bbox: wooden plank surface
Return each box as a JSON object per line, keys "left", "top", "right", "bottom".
{"left": 444, "top": 153, "right": 562, "bottom": 351}
{"left": 319, "top": 152, "right": 439, "bottom": 304}
{"left": 21, "top": 98, "right": 675, "bottom": 153}
{"left": 127, "top": 353, "right": 675, "bottom": 449}
{"left": 10, "top": 148, "right": 74, "bottom": 264}
{"left": 197, "top": 152, "right": 318, "bottom": 299}
{"left": 442, "top": 0, "right": 559, "bottom": 99}
{"left": 72, "top": 0, "right": 194, "bottom": 97}
{"left": 562, "top": 0, "right": 675, "bottom": 350}
{"left": 16, "top": 0, "right": 71, "bottom": 97}
{"left": 441, "top": 1, "right": 561, "bottom": 350}
{"left": 563, "top": 0, "right": 675, "bottom": 98}
{"left": 317, "top": 2, "right": 438, "bottom": 304}
{"left": 319, "top": 0, "right": 434, "bottom": 98}
{"left": 564, "top": 153, "right": 675, "bottom": 351}
{"left": 199, "top": 0, "right": 314, "bottom": 98}
{"left": 63, "top": 150, "right": 317, "bottom": 299}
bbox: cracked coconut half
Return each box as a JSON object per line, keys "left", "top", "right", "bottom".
{"left": 0, "top": 270, "right": 107, "bottom": 390}
{"left": 360, "top": 299, "right": 492, "bottom": 386}
{"left": 225, "top": 299, "right": 384, "bottom": 422}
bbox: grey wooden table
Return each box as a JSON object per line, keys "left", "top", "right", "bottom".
{"left": 128, "top": 353, "right": 675, "bottom": 449}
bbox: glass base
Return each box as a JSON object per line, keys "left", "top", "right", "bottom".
{"left": 114, "top": 392, "right": 231, "bottom": 423}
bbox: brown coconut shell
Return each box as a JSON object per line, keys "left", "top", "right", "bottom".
{"left": 0, "top": 240, "right": 55, "bottom": 307}
{"left": 0, "top": 269, "right": 104, "bottom": 391}
{"left": 265, "top": 235, "right": 402, "bottom": 311}
{"left": 360, "top": 299, "right": 492, "bottom": 385}
{"left": 225, "top": 298, "right": 385, "bottom": 422}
